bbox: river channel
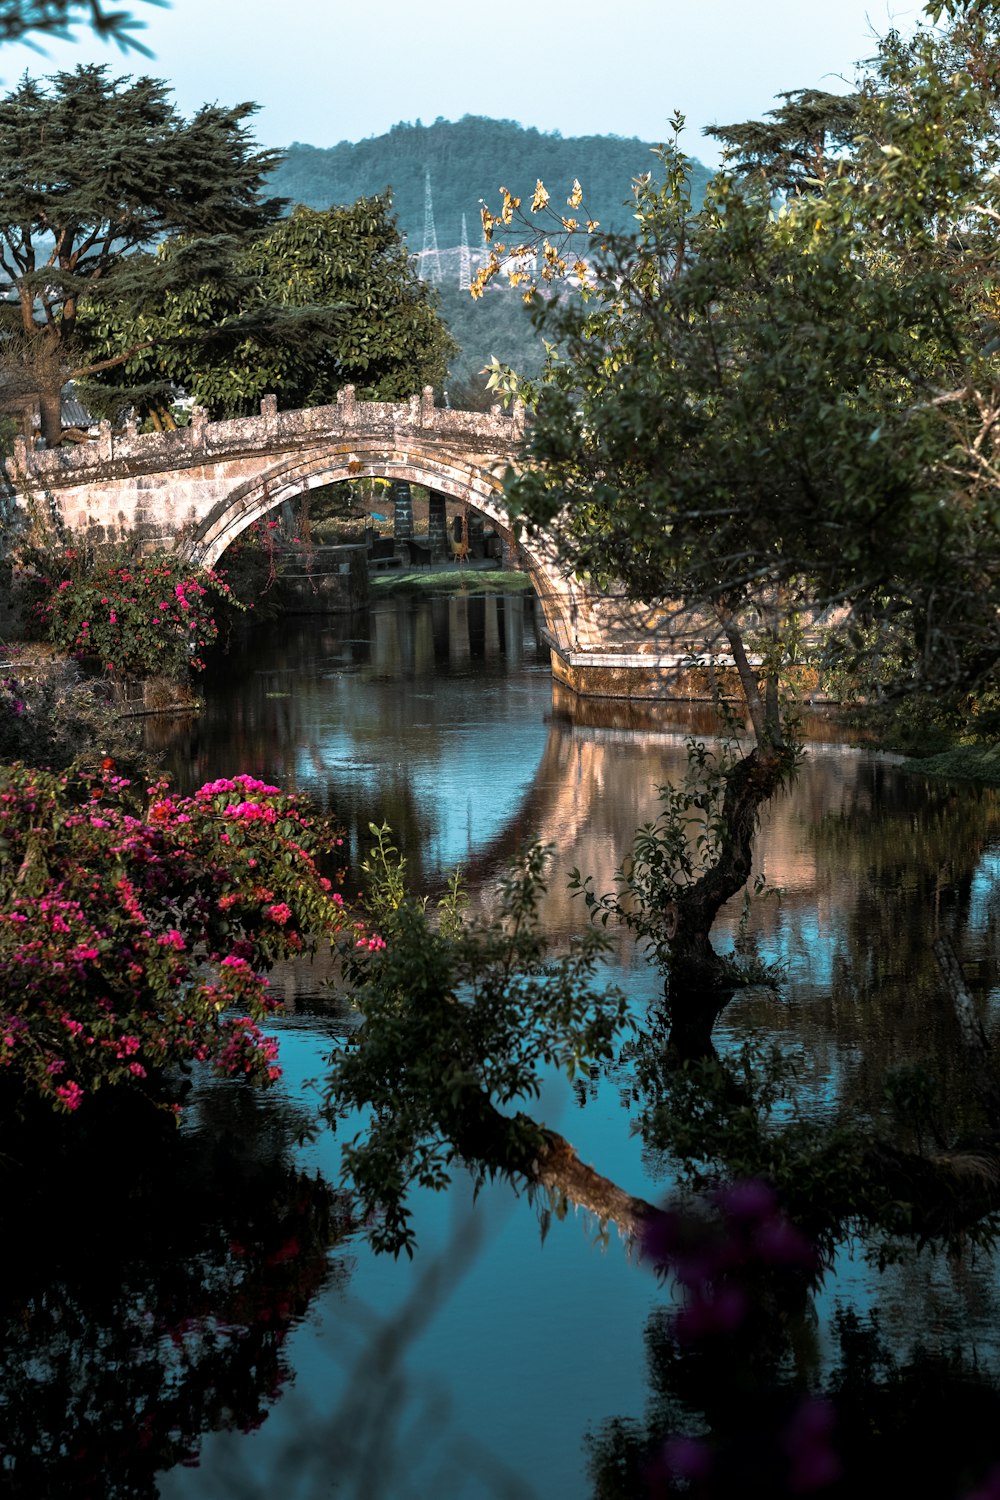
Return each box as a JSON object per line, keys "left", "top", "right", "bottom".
{"left": 9, "top": 588, "right": 1000, "bottom": 1499}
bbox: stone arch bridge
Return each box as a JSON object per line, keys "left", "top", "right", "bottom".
{"left": 1, "top": 387, "right": 692, "bottom": 698}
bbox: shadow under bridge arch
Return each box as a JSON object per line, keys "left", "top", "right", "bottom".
{"left": 180, "top": 439, "right": 585, "bottom": 658}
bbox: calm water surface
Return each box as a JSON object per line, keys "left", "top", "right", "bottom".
{"left": 9, "top": 592, "right": 1000, "bottom": 1499}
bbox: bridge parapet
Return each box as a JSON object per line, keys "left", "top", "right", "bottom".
{"left": 3, "top": 386, "right": 526, "bottom": 491}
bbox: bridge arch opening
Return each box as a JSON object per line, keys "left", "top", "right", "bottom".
{"left": 182, "top": 442, "right": 585, "bottom": 658}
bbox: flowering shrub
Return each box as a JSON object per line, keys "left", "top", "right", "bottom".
{"left": 36, "top": 548, "right": 243, "bottom": 678}
{"left": 0, "top": 763, "right": 347, "bottom": 1115}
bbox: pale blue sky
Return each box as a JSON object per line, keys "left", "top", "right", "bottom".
{"left": 5, "top": 0, "right": 921, "bottom": 165}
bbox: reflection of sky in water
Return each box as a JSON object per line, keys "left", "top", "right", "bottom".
{"left": 960, "top": 844, "right": 1000, "bottom": 1022}
{"left": 967, "top": 845, "right": 1000, "bottom": 934}
{"left": 716, "top": 908, "right": 844, "bottom": 993}
{"left": 163, "top": 1020, "right": 666, "bottom": 1500}
{"left": 297, "top": 673, "right": 553, "bottom": 875}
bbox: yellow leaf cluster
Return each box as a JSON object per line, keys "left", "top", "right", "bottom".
{"left": 541, "top": 239, "right": 567, "bottom": 281}
{"left": 469, "top": 250, "right": 503, "bottom": 300}
{"left": 531, "top": 180, "right": 550, "bottom": 212}
{"left": 568, "top": 179, "right": 583, "bottom": 209}
{"left": 500, "top": 188, "right": 521, "bottom": 225}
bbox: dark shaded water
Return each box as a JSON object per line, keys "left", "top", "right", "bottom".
{"left": 7, "top": 592, "right": 1000, "bottom": 1498}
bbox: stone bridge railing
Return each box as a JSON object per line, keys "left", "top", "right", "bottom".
{"left": 3, "top": 387, "right": 526, "bottom": 492}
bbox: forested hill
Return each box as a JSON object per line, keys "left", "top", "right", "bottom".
{"left": 268, "top": 116, "right": 713, "bottom": 251}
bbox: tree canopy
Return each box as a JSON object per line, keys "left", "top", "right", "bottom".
{"left": 0, "top": 63, "right": 284, "bottom": 443}
{"left": 489, "top": 86, "right": 1000, "bottom": 707}
{"left": 463, "top": 3, "right": 1000, "bottom": 1048}
{"left": 78, "top": 196, "right": 458, "bottom": 419}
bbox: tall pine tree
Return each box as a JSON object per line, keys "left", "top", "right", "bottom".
{"left": 0, "top": 64, "right": 284, "bottom": 444}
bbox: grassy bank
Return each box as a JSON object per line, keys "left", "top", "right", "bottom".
{"left": 904, "top": 743, "right": 1000, "bottom": 785}
{"left": 371, "top": 568, "right": 534, "bottom": 597}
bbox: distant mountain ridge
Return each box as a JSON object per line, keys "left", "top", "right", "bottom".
{"left": 267, "top": 118, "right": 714, "bottom": 396}
{"left": 268, "top": 116, "right": 713, "bottom": 256}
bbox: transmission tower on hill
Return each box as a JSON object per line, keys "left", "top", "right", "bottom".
{"left": 420, "top": 168, "right": 442, "bottom": 285}
{"left": 458, "top": 212, "right": 471, "bottom": 291}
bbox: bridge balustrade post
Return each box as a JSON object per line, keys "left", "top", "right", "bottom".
{"left": 98, "top": 420, "right": 112, "bottom": 462}
{"left": 407, "top": 393, "right": 420, "bottom": 426}
{"left": 260, "top": 394, "right": 278, "bottom": 438}
{"left": 337, "top": 386, "right": 356, "bottom": 423}
{"left": 420, "top": 386, "right": 435, "bottom": 426}
{"left": 190, "top": 406, "right": 207, "bottom": 449}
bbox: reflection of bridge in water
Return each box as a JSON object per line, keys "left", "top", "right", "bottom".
{"left": 170, "top": 596, "right": 889, "bottom": 967}
{"left": 158, "top": 592, "right": 1000, "bottom": 1070}
{"left": 154, "top": 597, "right": 1000, "bottom": 1142}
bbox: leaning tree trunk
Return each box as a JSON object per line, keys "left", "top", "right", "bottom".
{"left": 666, "top": 744, "right": 795, "bottom": 1058}
{"left": 664, "top": 603, "right": 798, "bottom": 1061}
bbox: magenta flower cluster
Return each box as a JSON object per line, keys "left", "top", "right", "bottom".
{"left": 0, "top": 762, "right": 349, "bottom": 1115}
{"left": 38, "top": 551, "right": 240, "bottom": 679}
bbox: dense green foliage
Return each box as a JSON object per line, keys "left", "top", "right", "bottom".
{"left": 79, "top": 198, "right": 457, "bottom": 418}
{"left": 0, "top": 64, "right": 284, "bottom": 443}
{"left": 492, "top": 116, "right": 1000, "bottom": 707}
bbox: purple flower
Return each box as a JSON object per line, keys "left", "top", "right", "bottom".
{"left": 754, "top": 1217, "right": 817, "bottom": 1271}
{"left": 660, "top": 1435, "right": 713, "bottom": 1483}
{"left": 965, "top": 1464, "right": 1000, "bottom": 1500}
{"left": 782, "top": 1397, "right": 840, "bottom": 1493}
{"left": 713, "top": 1178, "right": 777, "bottom": 1222}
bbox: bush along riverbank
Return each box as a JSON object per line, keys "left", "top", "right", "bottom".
{"left": 1, "top": 538, "right": 266, "bottom": 721}
{"left": 0, "top": 763, "right": 355, "bottom": 1124}
{"left": 903, "top": 743, "right": 1000, "bottom": 785}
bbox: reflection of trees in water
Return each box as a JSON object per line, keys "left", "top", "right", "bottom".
{"left": 1, "top": 1087, "right": 349, "bottom": 1499}
{"left": 730, "top": 763, "right": 1000, "bottom": 1119}
{"left": 586, "top": 1285, "right": 1000, "bottom": 1500}
{"left": 165, "top": 1201, "right": 546, "bottom": 1500}
{"left": 154, "top": 617, "right": 1000, "bottom": 1116}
